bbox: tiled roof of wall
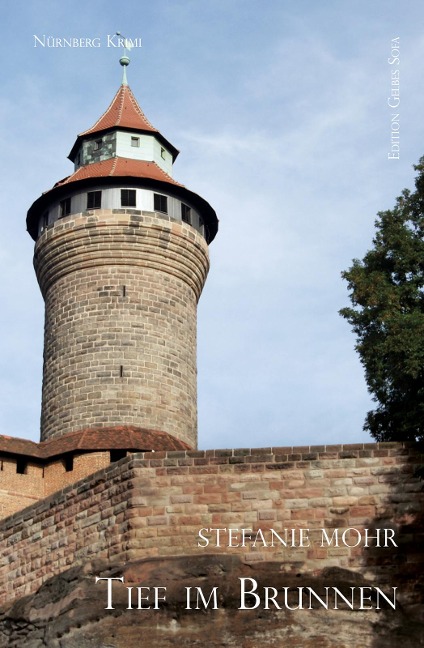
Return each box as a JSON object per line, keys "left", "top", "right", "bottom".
{"left": 0, "top": 426, "right": 191, "bottom": 460}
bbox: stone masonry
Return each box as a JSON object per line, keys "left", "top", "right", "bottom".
{"left": 1, "top": 442, "right": 423, "bottom": 612}
{"left": 34, "top": 209, "right": 209, "bottom": 448}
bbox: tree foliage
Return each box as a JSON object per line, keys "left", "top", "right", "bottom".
{"left": 340, "top": 159, "right": 424, "bottom": 441}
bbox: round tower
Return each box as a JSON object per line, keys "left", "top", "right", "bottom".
{"left": 26, "top": 60, "right": 218, "bottom": 450}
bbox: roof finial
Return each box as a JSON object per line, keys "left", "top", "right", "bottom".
{"left": 116, "top": 31, "right": 133, "bottom": 85}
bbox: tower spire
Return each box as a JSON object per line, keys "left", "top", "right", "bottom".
{"left": 120, "top": 56, "right": 129, "bottom": 85}
{"left": 116, "top": 31, "right": 133, "bottom": 85}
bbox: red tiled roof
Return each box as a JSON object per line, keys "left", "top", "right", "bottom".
{"left": 81, "top": 84, "right": 158, "bottom": 136}
{"left": 0, "top": 426, "right": 191, "bottom": 460}
{"left": 53, "top": 157, "right": 184, "bottom": 188}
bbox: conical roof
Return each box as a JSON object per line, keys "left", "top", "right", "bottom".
{"left": 81, "top": 84, "right": 158, "bottom": 136}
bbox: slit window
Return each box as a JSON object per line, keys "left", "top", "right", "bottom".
{"left": 64, "top": 455, "right": 74, "bottom": 472}
{"left": 121, "top": 189, "right": 136, "bottom": 207}
{"left": 160, "top": 147, "right": 166, "bottom": 159}
{"left": 60, "top": 198, "right": 71, "bottom": 218}
{"left": 94, "top": 139, "right": 102, "bottom": 151}
{"left": 16, "top": 459, "right": 27, "bottom": 474}
{"left": 131, "top": 136, "right": 140, "bottom": 147}
{"left": 110, "top": 449, "right": 127, "bottom": 463}
{"left": 154, "top": 193, "right": 168, "bottom": 214}
{"left": 181, "top": 204, "right": 191, "bottom": 224}
{"left": 87, "top": 191, "right": 102, "bottom": 210}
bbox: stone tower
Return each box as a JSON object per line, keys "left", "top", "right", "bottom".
{"left": 26, "top": 58, "right": 218, "bottom": 450}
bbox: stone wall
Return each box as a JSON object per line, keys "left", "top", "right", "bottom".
{"left": 4, "top": 555, "right": 422, "bottom": 648}
{"left": 34, "top": 209, "right": 210, "bottom": 448}
{"left": 1, "top": 442, "right": 423, "bottom": 611}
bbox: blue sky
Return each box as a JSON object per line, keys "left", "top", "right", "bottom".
{"left": 1, "top": 0, "right": 424, "bottom": 449}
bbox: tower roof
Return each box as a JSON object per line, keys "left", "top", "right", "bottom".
{"left": 53, "top": 158, "right": 184, "bottom": 188}
{"left": 26, "top": 158, "right": 218, "bottom": 243}
{"left": 68, "top": 84, "right": 179, "bottom": 162}
{"left": 81, "top": 84, "right": 157, "bottom": 136}
{"left": 27, "top": 73, "right": 218, "bottom": 244}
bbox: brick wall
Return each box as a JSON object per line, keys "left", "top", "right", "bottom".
{"left": 1, "top": 442, "right": 423, "bottom": 606}
{"left": 0, "top": 457, "right": 41, "bottom": 519}
{"left": 34, "top": 210, "right": 210, "bottom": 448}
{"left": 0, "top": 451, "right": 112, "bottom": 519}
{"left": 43, "top": 451, "right": 112, "bottom": 494}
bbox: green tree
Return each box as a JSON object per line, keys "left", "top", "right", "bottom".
{"left": 340, "top": 159, "right": 424, "bottom": 441}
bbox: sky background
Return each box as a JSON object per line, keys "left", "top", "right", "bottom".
{"left": 1, "top": 0, "right": 424, "bottom": 449}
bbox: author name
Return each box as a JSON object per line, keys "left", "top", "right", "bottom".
{"left": 196, "top": 527, "right": 397, "bottom": 548}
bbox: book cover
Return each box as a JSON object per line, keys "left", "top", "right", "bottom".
{"left": 0, "top": 1, "right": 423, "bottom": 646}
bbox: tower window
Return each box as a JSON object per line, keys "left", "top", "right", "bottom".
{"left": 131, "top": 136, "right": 140, "bottom": 147}
{"left": 121, "top": 189, "right": 136, "bottom": 207}
{"left": 160, "top": 147, "right": 166, "bottom": 159}
{"left": 94, "top": 139, "right": 102, "bottom": 151}
{"left": 181, "top": 204, "right": 191, "bottom": 224}
{"left": 60, "top": 198, "right": 71, "bottom": 217}
{"left": 154, "top": 193, "right": 168, "bottom": 214}
{"left": 87, "top": 191, "right": 102, "bottom": 210}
